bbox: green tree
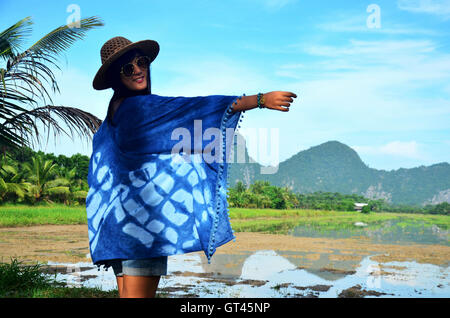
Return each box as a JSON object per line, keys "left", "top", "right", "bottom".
{"left": 0, "top": 16, "right": 104, "bottom": 154}
{"left": 0, "top": 154, "right": 30, "bottom": 203}
{"left": 235, "top": 181, "right": 247, "bottom": 193}
{"left": 56, "top": 165, "right": 88, "bottom": 204}
{"left": 266, "top": 186, "right": 286, "bottom": 209}
{"left": 361, "top": 205, "right": 371, "bottom": 214}
{"left": 22, "top": 153, "right": 67, "bottom": 204}
{"left": 249, "top": 180, "right": 270, "bottom": 194}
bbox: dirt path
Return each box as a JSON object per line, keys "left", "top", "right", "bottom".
{"left": 0, "top": 225, "right": 449, "bottom": 269}
{"left": 0, "top": 225, "right": 90, "bottom": 264}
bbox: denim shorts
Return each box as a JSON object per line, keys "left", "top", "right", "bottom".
{"left": 109, "top": 257, "right": 168, "bottom": 277}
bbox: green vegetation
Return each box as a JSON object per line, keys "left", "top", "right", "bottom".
{"left": 0, "top": 258, "right": 118, "bottom": 298}
{"left": 1, "top": 15, "right": 103, "bottom": 205}
{"left": 1, "top": 204, "right": 448, "bottom": 239}
{"left": 229, "top": 208, "right": 449, "bottom": 235}
{"left": 1, "top": 148, "right": 90, "bottom": 206}
{"left": 361, "top": 205, "right": 371, "bottom": 214}
{"left": 1, "top": 16, "right": 103, "bottom": 153}
{"left": 228, "top": 141, "right": 450, "bottom": 206}
{"left": 0, "top": 258, "right": 58, "bottom": 297}
{"left": 1, "top": 147, "right": 448, "bottom": 216}
{"left": 0, "top": 205, "right": 447, "bottom": 297}
{"left": 0, "top": 203, "right": 86, "bottom": 227}
{"left": 228, "top": 180, "right": 450, "bottom": 215}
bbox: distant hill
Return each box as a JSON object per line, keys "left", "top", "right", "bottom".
{"left": 227, "top": 138, "right": 450, "bottom": 206}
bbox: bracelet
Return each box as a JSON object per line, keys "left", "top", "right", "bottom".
{"left": 257, "top": 93, "right": 265, "bottom": 109}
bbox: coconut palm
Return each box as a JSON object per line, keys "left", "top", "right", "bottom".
{"left": 0, "top": 15, "right": 104, "bottom": 154}
{"left": 22, "top": 153, "right": 65, "bottom": 203}
{"left": 0, "top": 154, "right": 31, "bottom": 203}
{"left": 55, "top": 165, "right": 88, "bottom": 204}
{"left": 250, "top": 180, "right": 272, "bottom": 196}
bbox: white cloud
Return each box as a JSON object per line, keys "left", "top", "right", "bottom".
{"left": 294, "top": 39, "right": 450, "bottom": 91}
{"left": 274, "top": 63, "right": 306, "bottom": 79}
{"left": 271, "top": 36, "right": 450, "bottom": 169}
{"left": 352, "top": 141, "right": 424, "bottom": 159}
{"left": 262, "top": 0, "right": 297, "bottom": 9}
{"left": 379, "top": 141, "right": 421, "bottom": 158}
{"left": 156, "top": 55, "right": 269, "bottom": 96}
{"left": 317, "top": 17, "right": 440, "bottom": 35}
{"left": 398, "top": 0, "right": 450, "bottom": 18}
{"left": 33, "top": 38, "right": 450, "bottom": 170}
{"left": 303, "top": 39, "right": 437, "bottom": 57}
{"left": 243, "top": 0, "right": 297, "bottom": 11}
{"left": 280, "top": 72, "right": 450, "bottom": 135}
{"left": 279, "top": 63, "right": 305, "bottom": 69}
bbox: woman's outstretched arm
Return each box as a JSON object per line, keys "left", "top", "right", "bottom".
{"left": 231, "top": 91, "right": 298, "bottom": 113}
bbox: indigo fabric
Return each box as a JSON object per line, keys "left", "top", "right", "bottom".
{"left": 86, "top": 94, "right": 244, "bottom": 268}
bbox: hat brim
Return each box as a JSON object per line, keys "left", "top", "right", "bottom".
{"left": 93, "top": 39, "right": 159, "bottom": 90}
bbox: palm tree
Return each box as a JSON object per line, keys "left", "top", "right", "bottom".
{"left": 249, "top": 180, "right": 270, "bottom": 195}
{"left": 0, "top": 154, "right": 31, "bottom": 203}
{"left": 235, "top": 181, "right": 247, "bottom": 193}
{"left": 56, "top": 165, "right": 88, "bottom": 204}
{"left": 0, "top": 15, "right": 104, "bottom": 154}
{"left": 22, "top": 153, "right": 67, "bottom": 204}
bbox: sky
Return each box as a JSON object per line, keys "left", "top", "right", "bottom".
{"left": 1, "top": 0, "right": 449, "bottom": 172}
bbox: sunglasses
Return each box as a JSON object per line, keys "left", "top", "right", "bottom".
{"left": 120, "top": 56, "right": 151, "bottom": 77}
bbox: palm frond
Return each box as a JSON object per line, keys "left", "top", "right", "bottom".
{"left": 46, "top": 177, "right": 70, "bottom": 189}
{"left": 0, "top": 16, "right": 33, "bottom": 60}
{"left": 0, "top": 124, "right": 32, "bottom": 151}
{"left": 0, "top": 16, "right": 104, "bottom": 154}
{"left": 46, "top": 186, "right": 70, "bottom": 195}
{"left": 2, "top": 49, "right": 59, "bottom": 105}
{"left": 2, "top": 104, "right": 102, "bottom": 151}
{"left": 72, "top": 190, "right": 88, "bottom": 199}
{"left": 28, "top": 16, "right": 104, "bottom": 56}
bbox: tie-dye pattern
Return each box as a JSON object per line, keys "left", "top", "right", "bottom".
{"left": 86, "top": 94, "right": 244, "bottom": 267}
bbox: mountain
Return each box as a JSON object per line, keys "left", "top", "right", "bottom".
{"left": 227, "top": 138, "right": 450, "bottom": 206}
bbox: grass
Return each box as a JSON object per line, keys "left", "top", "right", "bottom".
{"left": 0, "top": 258, "right": 57, "bottom": 297}
{"left": 229, "top": 208, "right": 449, "bottom": 234}
{"left": 0, "top": 204, "right": 448, "bottom": 234}
{"left": 0, "top": 203, "right": 86, "bottom": 227}
{"left": 0, "top": 204, "right": 448, "bottom": 298}
{"left": 0, "top": 258, "right": 119, "bottom": 298}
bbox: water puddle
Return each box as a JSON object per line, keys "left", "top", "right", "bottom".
{"left": 290, "top": 220, "right": 449, "bottom": 246}
{"left": 44, "top": 250, "right": 450, "bottom": 298}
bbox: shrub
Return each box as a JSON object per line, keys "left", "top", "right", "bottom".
{"left": 361, "top": 205, "right": 371, "bottom": 214}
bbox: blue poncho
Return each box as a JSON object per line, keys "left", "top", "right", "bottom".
{"left": 86, "top": 93, "right": 244, "bottom": 268}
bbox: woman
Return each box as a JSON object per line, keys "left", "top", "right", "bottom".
{"left": 89, "top": 36, "right": 297, "bottom": 298}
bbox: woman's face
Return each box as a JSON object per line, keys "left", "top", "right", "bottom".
{"left": 119, "top": 53, "right": 148, "bottom": 91}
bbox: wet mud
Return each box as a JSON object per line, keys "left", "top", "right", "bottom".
{"left": 1, "top": 225, "right": 449, "bottom": 298}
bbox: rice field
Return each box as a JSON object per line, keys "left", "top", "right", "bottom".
{"left": 0, "top": 204, "right": 448, "bottom": 242}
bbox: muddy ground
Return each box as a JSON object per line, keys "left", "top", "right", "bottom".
{"left": 0, "top": 225, "right": 448, "bottom": 268}
{"left": 1, "top": 225, "right": 448, "bottom": 297}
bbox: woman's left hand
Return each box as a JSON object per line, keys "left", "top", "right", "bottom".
{"left": 263, "top": 91, "right": 298, "bottom": 112}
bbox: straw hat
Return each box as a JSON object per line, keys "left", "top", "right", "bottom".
{"left": 93, "top": 36, "right": 159, "bottom": 90}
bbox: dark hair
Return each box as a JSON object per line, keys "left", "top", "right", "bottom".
{"left": 106, "top": 48, "right": 152, "bottom": 125}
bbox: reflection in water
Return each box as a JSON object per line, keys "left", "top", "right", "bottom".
{"left": 290, "top": 220, "right": 450, "bottom": 246}
{"left": 47, "top": 249, "right": 450, "bottom": 298}
{"left": 240, "top": 250, "right": 297, "bottom": 280}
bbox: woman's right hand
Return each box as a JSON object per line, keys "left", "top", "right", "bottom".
{"left": 263, "top": 91, "right": 298, "bottom": 112}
